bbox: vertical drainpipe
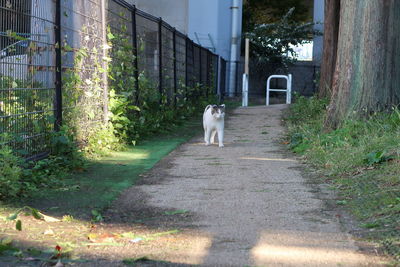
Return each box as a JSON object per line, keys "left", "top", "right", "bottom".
{"left": 228, "top": 0, "right": 239, "bottom": 97}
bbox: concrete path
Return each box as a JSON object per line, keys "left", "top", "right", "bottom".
{"left": 118, "top": 105, "right": 386, "bottom": 266}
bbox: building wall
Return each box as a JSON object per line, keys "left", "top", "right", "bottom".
{"left": 188, "top": 0, "right": 242, "bottom": 61}
{"left": 125, "top": 0, "right": 189, "bottom": 34}
{"left": 312, "top": 0, "right": 324, "bottom": 65}
{"left": 123, "top": 0, "right": 243, "bottom": 96}
{"left": 187, "top": 0, "right": 219, "bottom": 52}
{"left": 124, "top": 0, "right": 243, "bottom": 61}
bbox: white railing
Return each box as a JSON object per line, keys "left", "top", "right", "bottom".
{"left": 242, "top": 73, "right": 249, "bottom": 107}
{"left": 266, "top": 74, "right": 292, "bottom": 105}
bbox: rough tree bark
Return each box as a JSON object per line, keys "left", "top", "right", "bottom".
{"left": 325, "top": 0, "right": 400, "bottom": 129}
{"left": 318, "top": 0, "right": 340, "bottom": 98}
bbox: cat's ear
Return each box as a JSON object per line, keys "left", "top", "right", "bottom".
{"left": 220, "top": 104, "right": 225, "bottom": 108}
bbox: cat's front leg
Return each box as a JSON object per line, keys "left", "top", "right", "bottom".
{"left": 210, "top": 130, "right": 216, "bottom": 144}
{"left": 217, "top": 129, "right": 224, "bottom": 147}
{"left": 204, "top": 128, "right": 212, "bottom": 145}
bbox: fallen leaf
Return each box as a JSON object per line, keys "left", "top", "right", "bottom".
{"left": 87, "top": 233, "right": 98, "bottom": 242}
{"left": 88, "top": 233, "right": 117, "bottom": 243}
{"left": 129, "top": 238, "right": 143, "bottom": 243}
{"left": 43, "top": 229, "right": 54, "bottom": 235}
{"left": 121, "top": 232, "right": 140, "bottom": 239}
{"left": 1, "top": 237, "right": 13, "bottom": 245}
{"left": 39, "top": 213, "right": 61, "bottom": 222}
{"left": 30, "top": 208, "right": 43, "bottom": 220}
{"left": 16, "top": 220, "right": 22, "bottom": 231}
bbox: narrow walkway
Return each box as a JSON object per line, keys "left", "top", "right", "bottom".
{"left": 119, "top": 105, "right": 385, "bottom": 266}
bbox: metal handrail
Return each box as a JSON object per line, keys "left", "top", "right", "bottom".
{"left": 266, "top": 74, "right": 292, "bottom": 105}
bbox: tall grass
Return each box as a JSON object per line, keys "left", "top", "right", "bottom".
{"left": 286, "top": 95, "right": 400, "bottom": 262}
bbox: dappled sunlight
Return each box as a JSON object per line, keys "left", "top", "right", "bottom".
{"left": 0, "top": 210, "right": 213, "bottom": 265}
{"left": 144, "top": 233, "right": 213, "bottom": 265}
{"left": 240, "top": 156, "right": 296, "bottom": 162}
{"left": 251, "top": 230, "right": 386, "bottom": 266}
{"left": 191, "top": 142, "right": 232, "bottom": 146}
{"left": 109, "top": 151, "right": 150, "bottom": 160}
{"left": 74, "top": 230, "right": 213, "bottom": 265}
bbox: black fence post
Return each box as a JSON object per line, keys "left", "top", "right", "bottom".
{"left": 158, "top": 18, "right": 163, "bottom": 104}
{"left": 185, "top": 37, "right": 189, "bottom": 98}
{"left": 172, "top": 28, "right": 177, "bottom": 108}
{"left": 55, "top": 0, "right": 62, "bottom": 131}
{"left": 215, "top": 55, "right": 219, "bottom": 96}
{"left": 235, "top": 61, "right": 239, "bottom": 96}
{"left": 206, "top": 51, "right": 209, "bottom": 99}
{"left": 131, "top": 5, "right": 140, "bottom": 104}
{"left": 199, "top": 47, "right": 202, "bottom": 95}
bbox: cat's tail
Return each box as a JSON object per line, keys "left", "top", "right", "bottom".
{"left": 204, "top": 105, "right": 212, "bottom": 113}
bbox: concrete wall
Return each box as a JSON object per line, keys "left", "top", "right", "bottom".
{"left": 124, "top": 0, "right": 243, "bottom": 62}
{"left": 188, "top": 0, "right": 242, "bottom": 61}
{"left": 126, "top": 0, "right": 189, "bottom": 34}
{"left": 188, "top": 0, "right": 219, "bottom": 52}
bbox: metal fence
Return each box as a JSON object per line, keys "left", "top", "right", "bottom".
{"left": 234, "top": 60, "right": 320, "bottom": 100}
{"left": 0, "top": 0, "right": 225, "bottom": 160}
{"left": 0, "top": 0, "right": 57, "bottom": 159}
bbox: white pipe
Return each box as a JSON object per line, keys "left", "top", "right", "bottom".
{"left": 242, "top": 73, "right": 248, "bottom": 107}
{"left": 228, "top": 0, "right": 240, "bottom": 97}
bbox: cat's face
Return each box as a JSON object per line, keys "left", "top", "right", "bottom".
{"left": 211, "top": 104, "right": 225, "bottom": 119}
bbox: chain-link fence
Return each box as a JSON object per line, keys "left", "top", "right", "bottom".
{"left": 1, "top": 0, "right": 225, "bottom": 160}
{"left": 0, "top": 0, "right": 57, "bottom": 159}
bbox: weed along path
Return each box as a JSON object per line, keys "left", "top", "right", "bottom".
{"left": 110, "top": 105, "right": 388, "bottom": 266}
{"left": 0, "top": 105, "right": 389, "bottom": 266}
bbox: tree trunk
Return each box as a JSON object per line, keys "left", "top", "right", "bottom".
{"left": 325, "top": 0, "right": 400, "bottom": 129}
{"left": 318, "top": 0, "right": 340, "bottom": 98}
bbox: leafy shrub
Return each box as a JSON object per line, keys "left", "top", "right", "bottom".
{"left": 0, "top": 145, "right": 23, "bottom": 199}
{"left": 0, "top": 128, "right": 85, "bottom": 200}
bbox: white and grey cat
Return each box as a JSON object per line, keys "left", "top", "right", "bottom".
{"left": 203, "top": 104, "right": 225, "bottom": 147}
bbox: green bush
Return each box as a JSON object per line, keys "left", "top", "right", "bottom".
{"left": 0, "top": 128, "right": 85, "bottom": 200}
{"left": 0, "top": 145, "right": 23, "bottom": 199}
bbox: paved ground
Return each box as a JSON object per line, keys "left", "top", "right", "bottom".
{"left": 112, "top": 105, "right": 387, "bottom": 266}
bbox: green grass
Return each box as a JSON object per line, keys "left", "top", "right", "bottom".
{"left": 14, "top": 99, "right": 243, "bottom": 219}
{"left": 285, "top": 95, "right": 400, "bottom": 261}
{"left": 16, "top": 118, "right": 203, "bottom": 219}
{"left": 2, "top": 99, "right": 242, "bottom": 219}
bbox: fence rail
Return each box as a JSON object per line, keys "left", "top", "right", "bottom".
{"left": 0, "top": 0, "right": 226, "bottom": 160}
